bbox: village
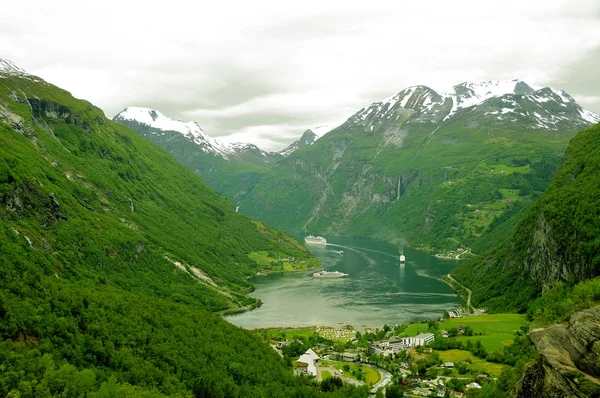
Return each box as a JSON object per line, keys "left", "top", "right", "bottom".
{"left": 257, "top": 311, "right": 526, "bottom": 397}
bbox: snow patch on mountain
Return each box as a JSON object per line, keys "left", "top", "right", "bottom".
{"left": 0, "top": 58, "right": 41, "bottom": 83}
{"left": 310, "top": 125, "right": 336, "bottom": 138}
{"left": 351, "top": 79, "right": 599, "bottom": 132}
{"left": 443, "top": 80, "right": 530, "bottom": 120}
{"left": 115, "top": 107, "right": 244, "bottom": 159}
{"left": 579, "top": 108, "right": 600, "bottom": 124}
{"left": 0, "top": 58, "right": 26, "bottom": 74}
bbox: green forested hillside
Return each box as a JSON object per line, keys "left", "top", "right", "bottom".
{"left": 0, "top": 72, "right": 364, "bottom": 396}
{"left": 452, "top": 122, "right": 600, "bottom": 312}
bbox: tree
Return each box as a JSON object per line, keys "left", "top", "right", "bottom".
{"left": 321, "top": 376, "right": 343, "bottom": 392}
{"left": 386, "top": 384, "right": 404, "bottom": 398}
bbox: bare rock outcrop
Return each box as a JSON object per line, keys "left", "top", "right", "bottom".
{"left": 513, "top": 306, "right": 600, "bottom": 397}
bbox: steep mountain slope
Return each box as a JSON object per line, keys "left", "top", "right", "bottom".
{"left": 0, "top": 61, "right": 360, "bottom": 397}
{"left": 452, "top": 122, "right": 600, "bottom": 312}
{"left": 114, "top": 109, "right": 337, "bottom": 201}
{"left": 237, "top": 80, "right": 599, "bottom": 253}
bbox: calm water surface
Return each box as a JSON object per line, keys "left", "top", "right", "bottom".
{"left": 226, "top": 236, "right": 460, "bottom": 329}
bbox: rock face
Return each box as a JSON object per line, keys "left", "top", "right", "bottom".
{"left": 514, "top": 306, "right": 600, "bottom": 397}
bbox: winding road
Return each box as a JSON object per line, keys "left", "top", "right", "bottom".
{"left": 446, "top": 274, "right": 473, "bottom": 310}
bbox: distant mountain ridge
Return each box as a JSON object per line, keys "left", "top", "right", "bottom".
{"left": 350, "top": 79, "right": 598, "bottom": 134}
{"left": 279, "top": 125, "right": 335, "bottom": 156}
{"left": 114, "top": 107, "right": 284, "bottom": 163}
{"left": 114, "top": 107, "right": 334, "bottom": 162}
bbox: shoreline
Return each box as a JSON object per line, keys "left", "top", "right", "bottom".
{"left": 227, "top": 237, "right": 466, "bottom": 326}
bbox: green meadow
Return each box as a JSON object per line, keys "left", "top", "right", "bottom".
{"left": 403, "top": 313, "right": 526, "bottom": 352}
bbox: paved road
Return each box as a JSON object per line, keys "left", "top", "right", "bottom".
{"left": 368, "top": 365, "right": 392, "bottom": 395}
{"left": 447, "top": 274, "right": 473, "bottom": 310}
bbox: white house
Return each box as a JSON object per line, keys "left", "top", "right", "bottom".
{"left": 296, "top": 348, "right": 320, "bottom": 376}
{"left": 466, "top": 382, "right": 482, "bottom": 390}
{"left": 399, "top": 332, "right": 435, "bottom": 347}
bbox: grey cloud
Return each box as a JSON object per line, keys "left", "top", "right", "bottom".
{"left": 549, "top": 46, "right": 600, "bottom": 113}
{"left": 107, "top": 61, "right": 288, "bottom": 118}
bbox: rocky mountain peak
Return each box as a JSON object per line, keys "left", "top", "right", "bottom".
{"left": 279, "top": 125, "right": 336, "bottom": 156}
{"left": 348, "top": 79, "right": 599, "bottom": 131}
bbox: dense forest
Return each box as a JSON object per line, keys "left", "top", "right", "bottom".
{"left": 0, "top": 71, "right": 366, "bottom": 396}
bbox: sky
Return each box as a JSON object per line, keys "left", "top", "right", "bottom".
{"left": 2, "top": 0, "right": 600, "bottom": 151}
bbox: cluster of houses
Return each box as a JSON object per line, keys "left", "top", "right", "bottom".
{"left": 402, "top": 378, "right": 481, "bottom": 397}
{"left": 370, "top": 332, "right": 435, "bottom": 356}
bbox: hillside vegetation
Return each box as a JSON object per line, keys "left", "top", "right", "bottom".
{"left": 452, "top": 122, "right": 600, "bottom": 313}
{"left": 0, "top": 72, "right": 366, "bottom": 397}
{"left": 241, "top": 108, "right": 569, "bottom": 254}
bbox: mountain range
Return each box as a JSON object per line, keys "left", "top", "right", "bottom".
{"left": 117, "top": 79, "right": 599, "bottom": 254}
{"left": 4, "top": 56, "right": 600, "bottom": 397}
{"left": 114, "top": 107, "right": 335, "bottom": 162}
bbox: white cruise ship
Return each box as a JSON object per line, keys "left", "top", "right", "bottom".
{"left": 304, "top": 235, "right": 327, "bottom": 245}
{"left": 312, "top": 270, "right": 348, "bottom": 278}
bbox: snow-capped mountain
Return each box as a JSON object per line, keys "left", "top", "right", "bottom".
{"left": 0, "top": 58, "right": 26, "bottom": 75}
{"left": 0, "top": 58, "right": 42, "bottom": 83}
{"left": 114, "top": 107, "right": 336, "bottom": 162}
{"left": 279, "top": 125, "right": 336, "bottom": 156}
{"left": 350, "top": 79, "right": 599, "bottom": 133}
{"left": 115, "top": 107, "right": 235, "bottom": 157}
{"left": 114, "top": 107, "right": 282, "bottom": 163}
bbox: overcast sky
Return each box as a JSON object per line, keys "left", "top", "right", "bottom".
{"left": 2, "top": 0, "right": 599, "bottom": 151}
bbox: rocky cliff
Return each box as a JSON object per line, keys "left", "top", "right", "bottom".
{"left": 514, "top": 306, "right": 600, "bottom": 397}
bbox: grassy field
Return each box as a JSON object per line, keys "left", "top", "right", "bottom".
{"left": 321, "top": 370, "right": 332, "bottom": 380}
{"left": 402, "top": 314, "right": 526, "bottom": 352}
{"left": 248, "top": 251, "right": 317, "bottom": 272}
{"left": 438, "top": 350, "right": 508, "bottom": 377}
{"left": 321, "top": 361, "right": 381, "bottom": 385}
{"left": 253, "top": 327, "right": 316, "bottom": 342}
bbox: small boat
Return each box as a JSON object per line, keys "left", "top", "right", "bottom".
{"left": 336, "top": 250, "right": 344, "bottom": 255}
{"left": 399, "top": 254, "right": 406, "bottom": 264}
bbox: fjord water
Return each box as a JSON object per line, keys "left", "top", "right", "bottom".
{"left": 227, "top": 236, "right": 461, "bottom": 329}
